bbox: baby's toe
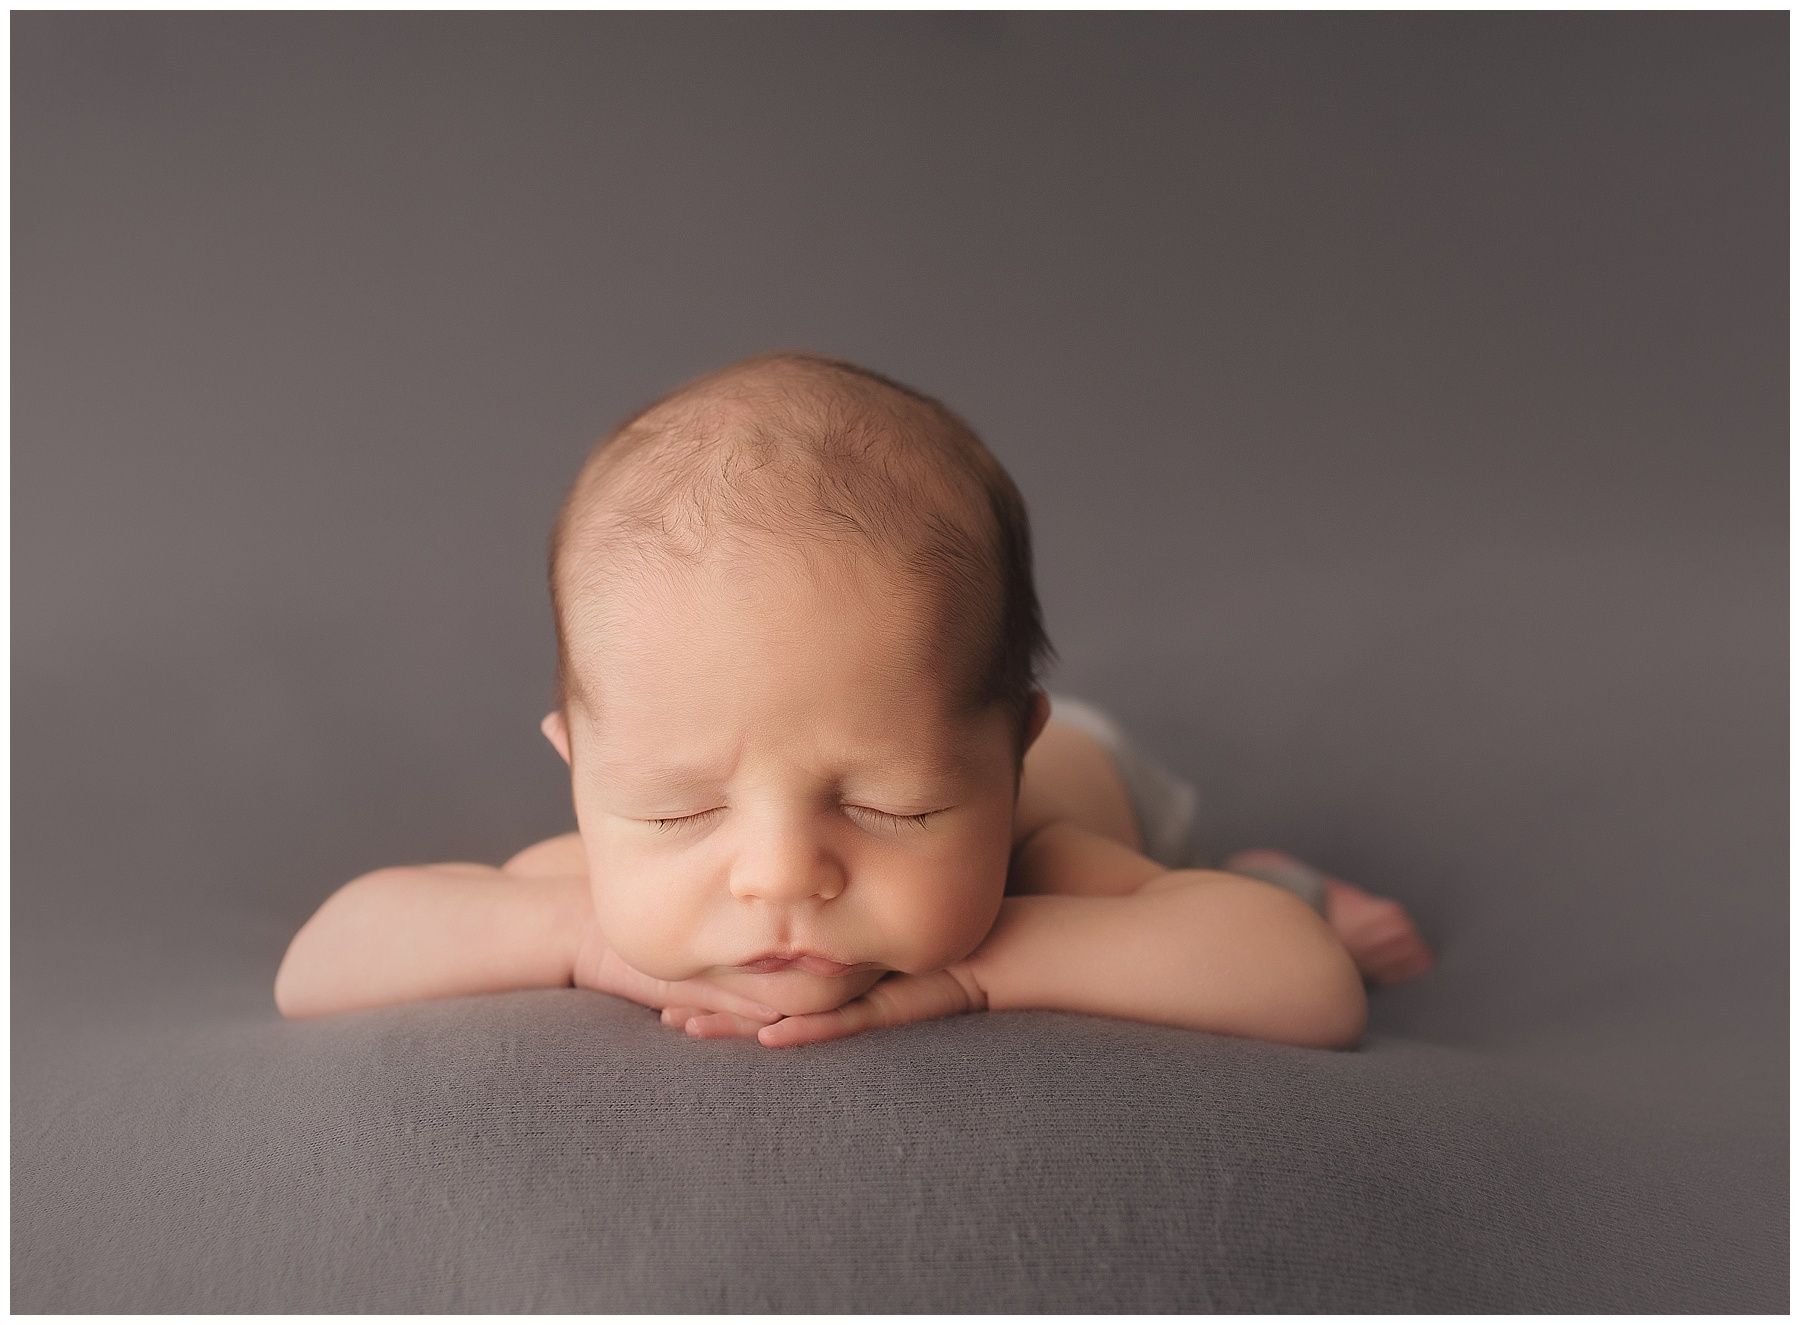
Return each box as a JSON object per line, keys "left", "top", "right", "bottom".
{"left": 1344, "top": 901, "right": 1418, "bottom": 945}
{"left": 1362, "top": 935, "right": 1437, "bottom": 986}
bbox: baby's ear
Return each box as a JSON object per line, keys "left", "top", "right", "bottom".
{"left": 540, "top": 711, "right": 572, "bottom": 766}
{"left": 1021, "top": 689, "right": 1053, "bottom": 753}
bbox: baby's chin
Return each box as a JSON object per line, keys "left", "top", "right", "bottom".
{"left": 714, "top": 964, "right": 889, "bottom": 1016}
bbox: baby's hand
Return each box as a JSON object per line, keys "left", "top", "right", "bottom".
{"left": 657, "top": 1006, "right": 779, "bottom": 1039}
{"left": 756, "top": 961, "right": 988, "bottom": 1049}
{"left": 570, "top": 912, "right": 784, "bottom": 1032}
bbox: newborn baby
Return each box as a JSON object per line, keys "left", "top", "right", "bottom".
{"left": 275, "top": 352, "right": 1434, "bottom": 1048}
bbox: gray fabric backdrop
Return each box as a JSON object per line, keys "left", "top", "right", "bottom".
{"left": 13, "top": 12, "right": 1786, "bottom": 1311}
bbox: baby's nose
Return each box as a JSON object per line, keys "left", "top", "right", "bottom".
{"left": 728, "top": 859, "right": 845, "bottom": 905}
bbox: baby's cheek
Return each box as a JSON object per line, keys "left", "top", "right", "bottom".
{"left": 888, "top": 876, "right": 1007, "bottom": 972}
{"left": 590, "top": 878, "right": 703, "bottom": 980}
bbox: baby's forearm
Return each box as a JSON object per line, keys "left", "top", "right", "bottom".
{"left": 972, "top": 873, "right": 1367, "bottom": 1049}
{"left": 274, "top": 868, "right": 588, "bottom": 1019}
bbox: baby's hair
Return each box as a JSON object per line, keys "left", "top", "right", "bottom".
{"left": 546, "top": 350, "right": 1058, "bottom": 775}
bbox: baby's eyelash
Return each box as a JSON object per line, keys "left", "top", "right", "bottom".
{"left": 645, "top": 807, "right": 937, "bottom": 833}
{"left": 648, "top": 809, "right": 720, "bottom": 833}
{"left": 853, "top": 807, "right": 938, "bottom": 831}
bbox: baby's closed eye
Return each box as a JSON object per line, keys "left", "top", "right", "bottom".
{"left": 643, "top": 806, "right": 940, "bottom": 833}
{"left": 845, "top": 806, "right": 939, "bottom": 831}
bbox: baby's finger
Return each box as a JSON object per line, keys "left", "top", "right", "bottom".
{"left": 684, "top": 1011, "right": 770, "bottom": 1039}
{"left": 660, "top": 1005, "right": 706, "bottom": 1028}
{"left": 757, "top": 1009, "right": 863, "bottom": 1048}
{"left": 757, "top": 969, "right": 979, "bottom": 1048}
{"left": 666, "top": 981, "right": 784, "bottom": 1024}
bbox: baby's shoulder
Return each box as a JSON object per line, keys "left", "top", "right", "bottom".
{"left": 1005, "top": 821, "right": 1168, "bottom": 899}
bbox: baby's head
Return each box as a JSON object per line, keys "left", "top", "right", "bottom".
{"left": 540, "top": 351, "right": 1057, "bottom": 1015}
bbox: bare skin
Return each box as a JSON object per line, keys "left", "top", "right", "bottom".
{"left": 503, "top": 708, "right": 1437, "bottom": 1032}
{"left": 987, "top": 718, "right": 1436, "bottom": 986}
{"left": 277, "top": 701, "right": 1388, "bottom": 1046}
{"left": 277, "top": 354, "right": 1421, "bottom": 1040}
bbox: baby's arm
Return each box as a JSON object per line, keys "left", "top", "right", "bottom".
{"left": 273, "top": 866, "right": 588, "bottom": 1019}
{"left": 762, "top": 824, "right": 1367, "bottom": 1050}
{"left": 966, "top": 875, "right": 1366, "bottom": 1047}
{"left": 274, "top": 863, "right": 784, "bottom": 1026}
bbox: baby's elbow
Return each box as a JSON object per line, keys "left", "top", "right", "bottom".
{"left": 1312, "top": 977, "right": 1369, "bottom": 1050}
{"left": 1219, "top": 885, "right": 1370, "bottom": 1051}
{"left": 1295, "top": 944, "right": 1368, "bottom": 1050}
{"left": 272, "top": 959, "right": 306, "bottom": 1019}
{"left": 271, "top": 881, "right": 368, "bottom": 1020}
{"left": 273, "top": 982, "right": 302, "bottom": 1020}
{"left": 1261, "top": 906, "right": 1367, "bottom": 1050}
{"left": 273, "top": 940, "right": 324, "bottom": 1019}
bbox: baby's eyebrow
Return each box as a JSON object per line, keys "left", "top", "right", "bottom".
{"left": 597, "top": 763, "right": 729, "bottom": 793}
{"left": 595, "top": 744, "right": 981, "bottom": 791}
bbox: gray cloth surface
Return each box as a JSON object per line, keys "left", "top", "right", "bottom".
{"left": 13, "top": 11, "right": 1786, "bottom": 1315}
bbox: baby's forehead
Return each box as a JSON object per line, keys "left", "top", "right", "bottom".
{"left": 606, "top": 537, "right": 905, "bottom": 599}
{"left": 591, "top": 728, "right": 986, "bottom": 785}
{"left": 569, "top": 535, "right": 979, "bottom": 699}
{"left": 582, "top": 704, "right": 997, "bottom": 796}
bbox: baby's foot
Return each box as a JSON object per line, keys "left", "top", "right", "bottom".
{"left": 1319, "top": 875, "right": 1437, "bottom": 986}
{"left": 1222, "top": 848, "right": 1436, "bottom": 987}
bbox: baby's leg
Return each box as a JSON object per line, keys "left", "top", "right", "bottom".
{"left": 1223, "top": 848, "right": 1436, "bottom": 987}
{"left": 1036, "top": 695, "right": 1436, "bottom": 987}
{"left": 1017, "top": 711, "right": 1144, "bottom": 851}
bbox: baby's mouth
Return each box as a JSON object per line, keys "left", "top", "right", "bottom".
{"left": 736, "top": 953, "right": 861, "bottom": 977}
